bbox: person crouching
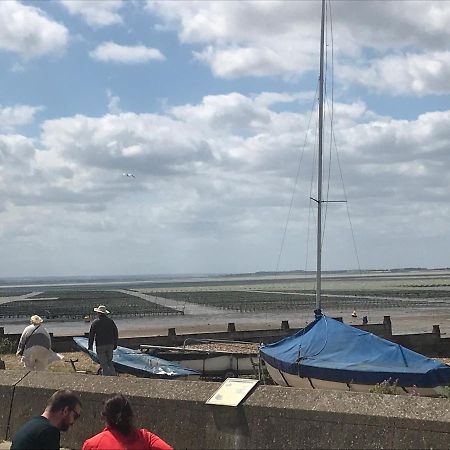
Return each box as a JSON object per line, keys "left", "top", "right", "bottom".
{"left": 16, "top": 315, "right": 63, "bottom": 371}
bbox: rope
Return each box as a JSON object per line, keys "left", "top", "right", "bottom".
{"left": 297, "top": 316, "right": 329, "bottom": 362}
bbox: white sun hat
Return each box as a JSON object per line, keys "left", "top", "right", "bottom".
{"left": 30, "top": 315, "right": 44, "bottom": 325}
{"left": 93, "top": 305, "right": 110, "bottom": 314}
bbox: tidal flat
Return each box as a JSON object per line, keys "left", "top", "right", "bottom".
{"left": 1, "top": 269, "right": 449, "bottom": 337}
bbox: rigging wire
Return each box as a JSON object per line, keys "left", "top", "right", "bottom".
{"left": 276, "top": 0, "right": 362, "bottom": 278}
{"left": 275, "top": 83, "right": 319, "bottom": 272}
{"left": 325, "top": 0, "right": 362, "bottom": 273}
{"left": 331, "top": 125, "right": 362, "bottom": 273}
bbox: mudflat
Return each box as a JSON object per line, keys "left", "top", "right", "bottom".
{"left": 1, "top": 270, "right": 449, "bottom": 337}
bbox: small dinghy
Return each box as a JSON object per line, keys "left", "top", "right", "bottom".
{"left": 73, "top": 337, "right": 200, "bottom": 379}
{"left": 260, "top": 316, "right": 450, "bottom": 396}
{"left": 140, "top": 341, "right": 259, "bottom": 379}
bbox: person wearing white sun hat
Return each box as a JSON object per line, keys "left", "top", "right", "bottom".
{"left": 88, "top": 305, "right": 118, "bottom": 376}
{"left": 16, "top": 315, "right": 63, "bottom": 371}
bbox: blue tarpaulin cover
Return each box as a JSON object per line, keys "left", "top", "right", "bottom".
{"left": 73, "top": 337, "right": 200, "bottom": 379}
{"left": 260, "top": 316, "right": 450, "bottom": 387}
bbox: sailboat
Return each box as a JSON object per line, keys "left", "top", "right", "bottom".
{"left": 259, "top": 0, "right": 450, "bottom": 397}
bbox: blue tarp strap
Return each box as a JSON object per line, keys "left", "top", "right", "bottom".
{"left": 399, "top": 344, "right": 408, "bottom": 367}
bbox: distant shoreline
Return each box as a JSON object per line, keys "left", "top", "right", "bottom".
{"left": 1, "top": 268, "right": 450, "bottom": 290}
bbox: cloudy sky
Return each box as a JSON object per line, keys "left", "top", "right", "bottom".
{"left": 0, "top": 0, "right": 449, "bottom": 278}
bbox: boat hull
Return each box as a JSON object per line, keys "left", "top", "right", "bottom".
{"left": 171, "top": 354, "right": 257, "bottom": 377}
{"left": 142, "top": 347, "right": 259, "bottom": 378}
{"left": 73, "top": 337, "right": 200, "bottom": 380}
{"left": 265, "top": 361, "right": 446, "bottom": 397}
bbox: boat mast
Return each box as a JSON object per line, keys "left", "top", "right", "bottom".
{"left": 315, "top": 0, "right": 325, "bottom": 319}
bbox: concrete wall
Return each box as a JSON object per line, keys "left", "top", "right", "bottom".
{"left": 0, "top": 370, "right": 449, "bottom": 449}
{"left": 0, "top": 370, "right": 28, "bottom": 441}
{"left": 392, "top": 333, "right": 441, "bottom": 357}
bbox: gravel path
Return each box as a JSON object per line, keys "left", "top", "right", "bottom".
{"left": 0, "top": 292, "right": 43, "bottom": 305}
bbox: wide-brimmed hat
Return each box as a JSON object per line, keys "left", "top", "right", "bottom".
{"left": 93, "top": 305, "right": 110, "bottom": 314}
{"left": 30, "top": 315, "right": 44, "bottom": 325}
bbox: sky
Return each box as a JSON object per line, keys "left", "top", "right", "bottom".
{"left": 0, "top": 0, "right": 449, "bottom": 277}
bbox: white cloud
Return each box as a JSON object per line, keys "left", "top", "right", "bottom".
{"left": 34, "top": 93, "right": 450, "bottom": 211}
{"left": 106, "top": 90, "right": 121, "bottom": 114}
{"left": 0, "top": 134, "right": 36, "bottom": 168}
{"left": 0, "top": 105, "right": 43, "bottom": 131}
{"left": 254, "top": 92, "right": 313, "bottom": 108}
{"left": 147, "top": 0, "right": 450, "bottom": 95}
{"left": 338, "top": 52, "right": 450, "bottom": 96}
{"left": 170, "top": 93, "right": 271, "bottom": 133}
{"left": 0, "top": 134, "right": 41, "bottom": 213}
{"left": 90, "top": 42, "right": 165, "bottom": 64}
{"left": 2, "top": 92, "right": 450, "bottom": 274}
{"left": 39, "top": 112, "right": 213, "bottom": 177}
{"left": 0, "top": 1, "right": 68, "bottom": 59}
{"left": 194, "top": 46, "right": 296, "bottom": 79}
{"left": 60, "top": 0, "right": 125, "bottom": 27}
{"left": 147, "top": 1, "right": 322, "bottom": 78}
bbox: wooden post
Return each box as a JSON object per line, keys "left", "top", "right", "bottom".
{"left": 432, "top": 325, "right": 441, "bottom": 337}
{"left": 383, "top": 316, "right": 392, "bottom": 336}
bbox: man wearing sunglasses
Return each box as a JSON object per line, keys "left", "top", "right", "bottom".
{"left": 11, "top": 389, "right": 82, "bottom": 450}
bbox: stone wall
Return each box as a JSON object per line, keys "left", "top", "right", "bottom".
{"left": 0, "top": 371, "right": 449, "bottom": 449}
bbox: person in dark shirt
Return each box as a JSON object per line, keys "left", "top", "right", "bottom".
{"left": 11, "top": 389, "right": 81, "bottom": 450}
{"left": 88, "top": 305, "right": 119, "bottom": 376}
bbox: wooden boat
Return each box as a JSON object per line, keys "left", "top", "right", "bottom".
{"left": 73, "top": 337, "right": 200, "bottom": 379}
{"left": 140, "top": 340, "right": 260, "bottom": 379}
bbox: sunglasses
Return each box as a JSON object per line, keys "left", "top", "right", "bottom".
{"left": 71, "top": 409, "right": 81, "bottom": 420}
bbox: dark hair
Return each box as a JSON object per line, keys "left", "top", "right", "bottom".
{"left": 102, "top": 395, "right": 134, "bottom": 435}
{"left": 47, "top": 390, "right": 81, "bottom": 413}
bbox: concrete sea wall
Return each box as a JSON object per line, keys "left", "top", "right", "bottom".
{"left": 0, "top": 370, "right": 449, "bottom": 449}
